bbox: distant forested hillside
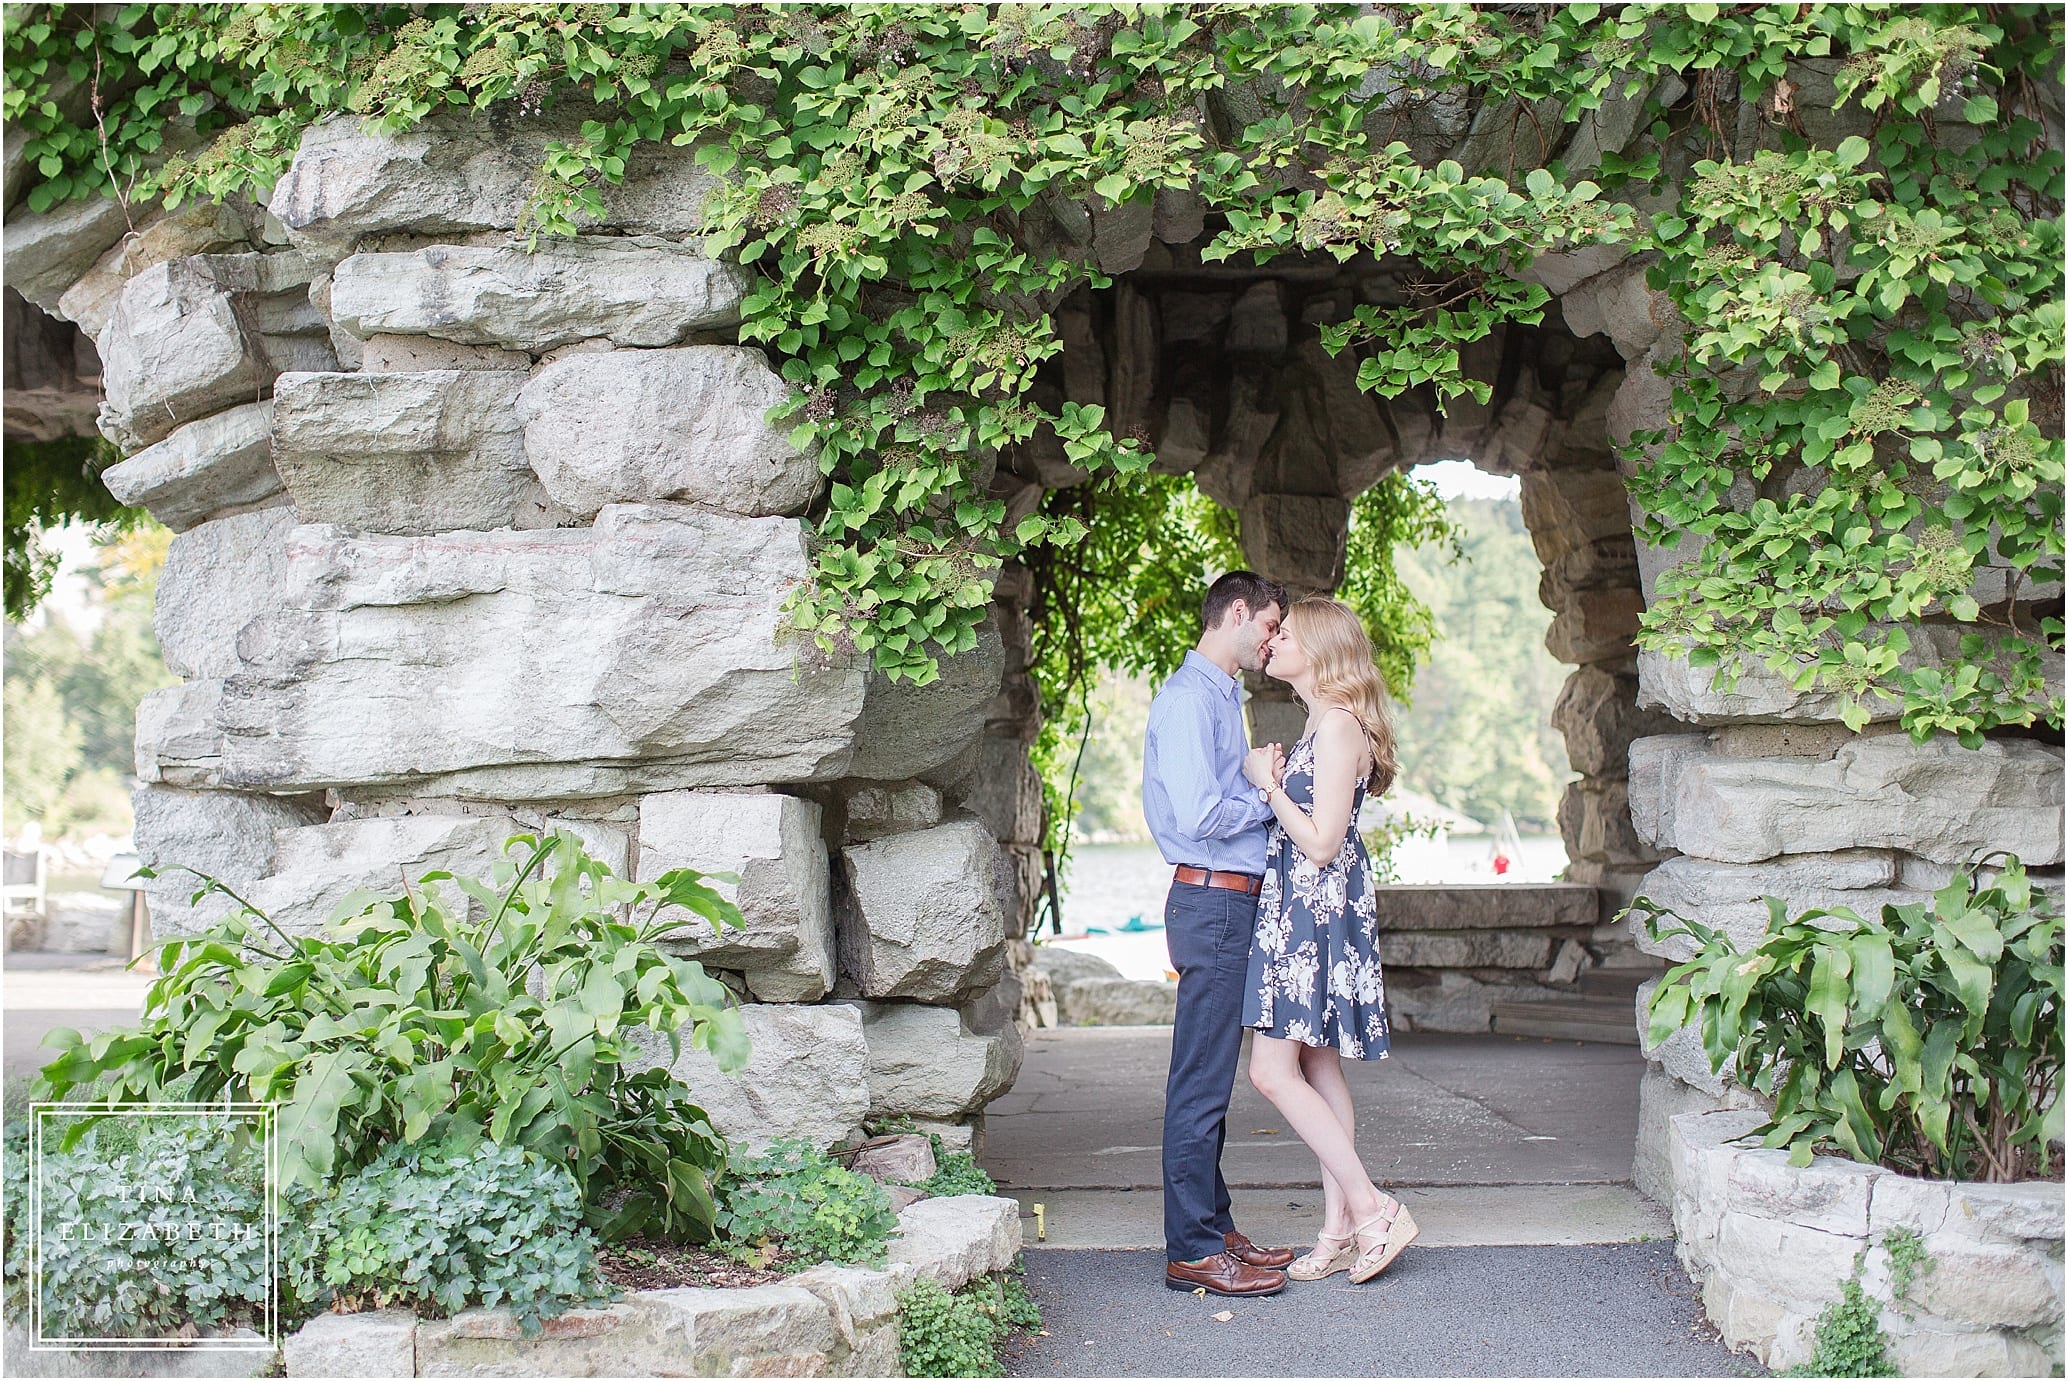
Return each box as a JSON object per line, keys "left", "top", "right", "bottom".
{"left": 1390, "top": 497, "right": 1571, "bottom": 833}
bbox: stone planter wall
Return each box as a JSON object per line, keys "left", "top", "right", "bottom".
{"left": 1669, "top": 1110, "right": 2064, "bottom": 1377}
{"left": 282, "top": 1195, "right": 1022, "bottom": 1378}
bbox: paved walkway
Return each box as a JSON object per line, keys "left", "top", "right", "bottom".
{"left": 1005, "top": 1245, "right": 1762, "bottom": 1377}
{"left": 984, "top": 1027, "right": 1762, "bottom": 1377}
{"left": 984, "top": 1026, "right": 1670, "bottom": 1251}
{"left": 3, "top": 952, "right": 155, "bottom": 1082}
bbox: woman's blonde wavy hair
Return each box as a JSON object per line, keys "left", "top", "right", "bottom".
{"left": 1284, "top": 596, "right": 1397, "bottom": 796}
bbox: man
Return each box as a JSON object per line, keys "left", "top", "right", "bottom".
{"left": 1141, "top": 569, "right": 1295, "bottom": 1297}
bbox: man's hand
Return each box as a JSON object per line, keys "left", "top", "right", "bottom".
{"left": 1242, "top": 743, "right": 1283, "bottom": 790}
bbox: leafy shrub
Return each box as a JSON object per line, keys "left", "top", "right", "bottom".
{"left": 919, "top": 1144, "right": 997, "bottom": 1198}
{"left": 714, "top": 1138, "right": 900, "bottom": 1268}
{"left": 33, "top": 832, "right": 751, "bottom": 1241}
{"left": 1634, "top": 857, "right": 2062, "bottom": 1179}
{"left": 1, "top": 1115, "right": 269, "bottom": 1341}
{"left": 1779, "top": 1231, "right": 1934, "bottom": 1379}
{"left": 897, "top": 1271, "right": 1042, "bottom": 1379}
{"left": 1783, "top": 1272, "right": 1899, "bottom": 1379}
{"left": 287, "top": 1136, "right": 611, "bottom": 1338}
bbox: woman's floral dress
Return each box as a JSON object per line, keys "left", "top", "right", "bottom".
{"left": 1241, "top": 717, "right": 1392, "bottom": 1060}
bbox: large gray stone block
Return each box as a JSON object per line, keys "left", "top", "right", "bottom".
{"left": 1028, "top": 946, "right": 1125, "bottom": 987}
{"left": 1630, "top": 853, "right": 1926, "bottom": 960}
{"left": 633, "top": 1284, "right": 841, "bottom": 1376}
{"left": 3, "top": 191, "right": 131, "bottom": 311}
{"left": 37, "top": 892, "right": 126, "bottom": 953}
{"left": 630, "top": 1002, "right": 870, "bottom": 1153}
{"left": 413, "top": 1301, "right": 660, "bottom": 1378}
{"left": 1636, "top": 625, "right": 2063, "bottom": 726}
{"left": 96, "top": 258, "right": 270, "bottom": 450}
{"left": 1051, "top": 976, "right": 1179, "bottom": 1026}
{"left": 269, "top": 111, "right": 725, "bottom": 260}
{"left": 1553, "top": 665, "right": 1678, "bottom": 778}
{"left": 1522, "top": 467, "right": 1633, "bottom": 566}
{"left": 154, "top": 507, "right": 299, "bottom": 681}
{"left": 959, "top": 736, "right": 1044, "bottom": 846}
{"left": 839, "top": 820, "right": 1008, "bottom": 1001}
{"left": 1651, "top": 735, "right": 2063, "bottom": 868}
{"left": 1559, "top": 776, "right": 1659, "bottom": 867}
{"left": 1559, "top": 262, "right": 1678, "bottom": 360}
{"left": 885, "top": 1195, "right": 1023, "bottom": 1291}
{"left": 845, "top": 626, "right": 1006, "bottom": 782}
{"left": 1383, "top": 930, "right": 1557, "bottom": 968}
{"left": 1633, "top": 1062, "right": 1745, "bottom": 1207}
{"left": 283, "top": 1307, "right": 417, "bottom": 1380}
{"left": 1545, "top": 585, "right": 1645, "bottom": 665}
{"left": 57, "top": 200, "right": 259, "bottom": 338}
{"left": 1369, "top": 969, "right": 1576, "bottom": 1034}
{"left": 518, "top": 346, "right": 819, "bottom": 519}
{"left": 270, "top": 369, "right": 551, "bottom": 534}
{"left": 842, "top": 781, "right": 944, "bottom": 843}
{"left": 100, "top": 401, "right": 282, "bottom": 533}
{"left": 189, "top": 505, "right": 866, "bottom": 800}
{"left": 134, "top": 679, "right": 231, "bottom": 788}
{"left": 130, "top": 783, "right": 328, "bottom": 937}
{"left": 1374, "top": 883, "right": 1601, "bottom": 931}
{"left": 248, "top": 813, "right": 525, "bottom": 934}
{"left": 329, "top": 237, "right": 748, "bottom": 350}
{"left": 636, "top": 790, "right": 835, "bottom": 1002}
{"left": 1626, "top": 732, "right": 1712, "bottom": 848}
{"left": 847, "top": 1000, "right": 1019, "bottom": 1120}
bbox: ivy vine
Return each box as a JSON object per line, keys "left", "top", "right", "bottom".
{"left": 5, "top": 3, "right": 2060, "bottom": 746}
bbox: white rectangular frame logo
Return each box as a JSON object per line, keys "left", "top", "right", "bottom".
{"left": 28, "top": 1101, "right": 278, "bottom": 1351}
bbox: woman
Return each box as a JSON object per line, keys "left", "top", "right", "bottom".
{"left": 1238, "top": 596, "right": 1417, "bottom": 1284}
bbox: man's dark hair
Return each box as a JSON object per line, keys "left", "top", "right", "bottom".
{"left": 1201, "top": 571, "right": 1287, "bottom": 630}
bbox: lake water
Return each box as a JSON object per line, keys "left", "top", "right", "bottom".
{"left": 1046, "top": 835, "right": 1570, "bottom": 981}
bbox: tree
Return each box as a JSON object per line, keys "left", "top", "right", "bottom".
{"left": 1392, "top": 498, "right": 1571, "bottom": 833}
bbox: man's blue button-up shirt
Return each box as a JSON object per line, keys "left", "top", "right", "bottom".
{"left": 1142, "top": 650, "right": 1275, "bottom": 874}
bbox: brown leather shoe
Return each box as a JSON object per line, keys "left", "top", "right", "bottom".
{"left": 1225, "top": 1229, "right": 1295, "bottom": 1269}
{"left": 1165, "top": 1251, "right": 1287, "bottom": 1296}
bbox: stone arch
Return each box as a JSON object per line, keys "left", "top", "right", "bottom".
{"left": 998, "top": 228, "right": 1679, "bottom": 997}
{"left": 7, "top": 99, "right": 2056, "bottom": 1184}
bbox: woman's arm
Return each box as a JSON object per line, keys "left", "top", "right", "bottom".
{"left": 1262, "top": 713, "right": 1367, "bottom": 866}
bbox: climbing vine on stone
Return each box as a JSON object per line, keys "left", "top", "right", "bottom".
{"left": 6, "top": 4, "right": 2059, "bottom": 741}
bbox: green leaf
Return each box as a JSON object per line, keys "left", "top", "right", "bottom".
{"left": 280, "top": 1050, "right": 362, "bottom": 1187}
{"left": 1835, "top": 136, "right": 1871, "bottom": 170}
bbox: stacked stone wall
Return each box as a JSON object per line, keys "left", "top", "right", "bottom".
{"left": 1555, "top": 237, "right": 2067, "bottom": 1206}
{"left": 4, "top": 109, "right": 1023, "bottom": 1155}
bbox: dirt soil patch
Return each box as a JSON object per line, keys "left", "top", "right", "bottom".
{"left": 596, "top": 1237, "right": 795, "bottom": 1291}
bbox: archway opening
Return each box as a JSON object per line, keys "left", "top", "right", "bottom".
{"left": 975, "top": 229, "right": 1679, "bottom": 1249}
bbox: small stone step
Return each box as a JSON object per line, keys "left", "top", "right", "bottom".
{"left": 1490, "top": 995, "right": 1642, "bottom": 1045}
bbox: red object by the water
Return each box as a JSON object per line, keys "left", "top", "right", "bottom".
{"left": 1492, "top": 853, "right": 1511, "bottom": 875}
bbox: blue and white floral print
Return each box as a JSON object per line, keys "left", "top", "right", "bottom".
{"left": 1241, "top": 726, "right": 1392, "bottom": 1061}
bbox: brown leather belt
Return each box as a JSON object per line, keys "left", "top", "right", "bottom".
{"left": 1174, "top": 865, "right": 1263, "bottom": 895}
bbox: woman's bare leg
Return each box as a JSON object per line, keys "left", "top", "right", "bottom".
{"left": 1299, "top": 1042, "right": 1358, "bottom": 1236}
{"left": 1248, "top": 1034, "right": 1385, "bottom": 1224}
